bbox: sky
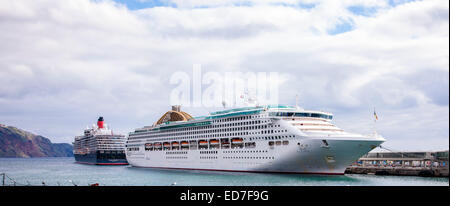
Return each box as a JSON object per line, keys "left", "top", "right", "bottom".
{"left": 0, "top": 0, "right": 448, "bottom": 151}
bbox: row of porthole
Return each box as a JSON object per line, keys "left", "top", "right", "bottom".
{"left": 200, "top": 151, "right": 218, "bottom": 154}
{"left": 165, "top": 156, "right": 275, "bottom": 160}
{"left": 200, "top": 156, "right": 218, "bottom": 159}
{"left": 166, "top": 156, "right": 188, "bottom": 159}
{"left": 224, "top": 156, "right": 274, "bottom": 160}
{"left": 224, "top": 150, "right": 268, "bottom": 153}
{"left": 166, "top": 151, "right": 188, "bottom": 155}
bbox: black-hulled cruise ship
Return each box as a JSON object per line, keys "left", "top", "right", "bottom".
{"left": 73, "top": 117, "right": 128, "bottom": 165}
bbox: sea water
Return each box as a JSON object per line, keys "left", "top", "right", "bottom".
{"left": 0, "top": 157, "right": 448, "bottom": 186}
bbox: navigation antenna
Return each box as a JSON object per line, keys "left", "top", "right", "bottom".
{"left": 241, "top": 89, "right": 259, "bottom": 107}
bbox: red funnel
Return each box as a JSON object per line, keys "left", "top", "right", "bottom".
{"left": 97, "top": 117, "right": 104, "bottom": 129}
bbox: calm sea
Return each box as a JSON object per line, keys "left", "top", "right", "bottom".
{"left": 0, "top": 157, "right": 448, "bottom": 186}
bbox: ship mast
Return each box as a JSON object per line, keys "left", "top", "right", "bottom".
{"left": 241, "top": 89, "right": 259, "bottom": 107}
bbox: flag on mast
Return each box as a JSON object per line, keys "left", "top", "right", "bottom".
{"left": 374, "top": 108, "right": 378, "bottom": 121}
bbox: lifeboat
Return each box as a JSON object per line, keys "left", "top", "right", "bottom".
{"left": 231, "top": 138, "right": 243, "bottom": 143}
{"left": 172, "top": 142, "right": 179, "bottom": 146}
{"left": 163, "top": 142, "right": 170, "bottom": 147}
{"left": 181, "top": 141, "right": 189, "bottom": 146}
{"left": 210, "top": 140, "right": 219, "bottom": 144}
{"left": 198, "top": 140, "right": 208, "bottom": 145}
{"left": 155, "top": 142, "right": 162, "bottom": 148}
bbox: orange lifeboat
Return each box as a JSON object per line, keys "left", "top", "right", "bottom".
{"left": 231, "top": 138, "right": 243, "bottom": 143}
{"left": 210, "top": 140, "right": 219, "bottom": 144}
{"left": 199, "top": 140, "right": 208, "bottom": 145}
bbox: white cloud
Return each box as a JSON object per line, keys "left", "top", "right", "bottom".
{"left": 0, "top": 0, "right": 448, "bottom": 151}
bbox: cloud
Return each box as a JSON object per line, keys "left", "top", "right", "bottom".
{"left": 0, "top": 0, "right": 448, "bottom": 151}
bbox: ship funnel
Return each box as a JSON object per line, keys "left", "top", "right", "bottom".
{"left": 97, "top": 116, "right": 104, "bottom": 129}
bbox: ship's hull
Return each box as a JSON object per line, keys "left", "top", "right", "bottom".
{"left": 126, "top": 137, "right": 383, "bottom": 174}
{"left": 75, "top": 151, "right": 128, "bottom": 165}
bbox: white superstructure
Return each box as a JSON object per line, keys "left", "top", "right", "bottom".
{"left": 74, "top": 120, "right": 126, "bottom": 155}
{"left": 126, "top": 105, "right": 385, "bottom": 174}
{"left": 73, "top": 117, "right": 128, "bottom": 165}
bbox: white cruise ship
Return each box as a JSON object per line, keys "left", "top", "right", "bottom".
{"left": 126, "top": 105, "right": 385, "bottom": 174}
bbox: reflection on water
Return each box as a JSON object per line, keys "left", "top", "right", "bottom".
{"left": 0, "top": 157, "right": 448, "bottom": 186}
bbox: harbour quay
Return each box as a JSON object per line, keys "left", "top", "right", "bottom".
{"left": 345, "top": 151, "right": 449, "bottom": 177}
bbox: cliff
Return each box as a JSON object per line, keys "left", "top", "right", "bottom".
{"left": 0, "top": 124, "right": 73, "bottom": 158}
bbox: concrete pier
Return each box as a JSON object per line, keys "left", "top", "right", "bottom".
{"left": 345, "top": 150, "right": 449, "bottom": 177}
